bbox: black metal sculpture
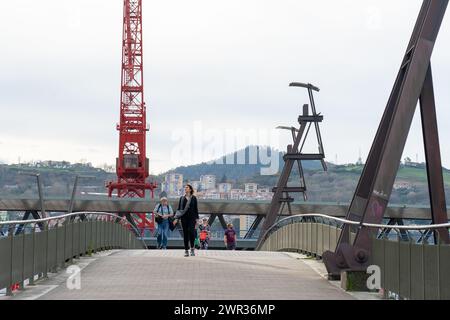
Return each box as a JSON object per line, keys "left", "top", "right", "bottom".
{"left": 257, "top": 82, "right": 327, "bottom": 247}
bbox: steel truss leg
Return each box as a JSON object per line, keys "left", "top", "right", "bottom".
{"left": 244, "top": 215, "right": 264, "bottom": 239}
{"left": 377, "top": 218, "right": 409, "bottom": 241}
{"left": 417, "top": 229, "right": 434, "bottom": 244}
{"left": 118, "top": 213, "right": 141, "bottom": 237}
{"left": 208, "top": 214, "right": 217, "bottom": 226}
{"left": 218, "top": 214, "right": 228, "bottom": 229}
{"left": 15, "top": 211, "right": 44, "bottom": 235}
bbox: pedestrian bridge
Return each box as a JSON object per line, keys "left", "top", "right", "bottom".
{"left": 0, "top": 211, "right": 448, "bottom": 300}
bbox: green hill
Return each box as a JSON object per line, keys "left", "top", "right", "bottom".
{"left": 0, "top": 147, "right": 449, "bottom": 206}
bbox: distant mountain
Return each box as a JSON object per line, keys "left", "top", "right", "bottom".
{"left": 159, "top": 146, "right": 326, "bottom": 184}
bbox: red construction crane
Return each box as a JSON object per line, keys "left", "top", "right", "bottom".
{"left": 107, "top": 0, "right": 157, "bottom": 235}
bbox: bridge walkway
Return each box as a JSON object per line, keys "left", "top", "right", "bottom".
{"left": 6, "top": 250, "right": 353, "bottom": 300}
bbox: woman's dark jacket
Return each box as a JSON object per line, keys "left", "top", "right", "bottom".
{"left": 177, "top": 195, "right": 199, "bottom": 222}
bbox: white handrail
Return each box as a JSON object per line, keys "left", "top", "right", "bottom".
{"left": 272, "top": 213, "right": 450, "bottom": 230}
{"left": 261, "top": 213, "right": 450, "bottom": 243}
{"left": 0, "top": 211, "right": 127, "bottom": 226}
{"left": 0, "top": 211, "right": 147, "bottom": 248}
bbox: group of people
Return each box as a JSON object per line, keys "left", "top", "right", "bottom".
{"left": 153, "top": 184, "right": 237, "bottom": 257}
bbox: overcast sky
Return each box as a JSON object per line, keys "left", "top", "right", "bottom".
{"left": 0, "top": 0, "right": 449, "bottom": 175}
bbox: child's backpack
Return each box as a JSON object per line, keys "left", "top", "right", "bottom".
{"left": 200, "top": 230, "right": 208, "bottom": 241}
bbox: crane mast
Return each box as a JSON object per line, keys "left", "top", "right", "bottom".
{"left": 107, "top": 0, "right": 157, "bottom": 234}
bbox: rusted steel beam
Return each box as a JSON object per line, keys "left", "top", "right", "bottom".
{"left": 323, "top": 0, "right": 449, "bottom": 277}
{"left": 419, "top": 66, "right": 449, "bottom": 243}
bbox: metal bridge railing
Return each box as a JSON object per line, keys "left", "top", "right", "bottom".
{"left": 258, "top": 214, "right": 450, "bottom": 300}
{"left": 0, "top": 212, "right": 144, "bottom": 296}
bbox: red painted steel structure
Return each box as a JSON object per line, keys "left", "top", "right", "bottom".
{"left": 107, "top": 0, "right": 157, "bottom": 233}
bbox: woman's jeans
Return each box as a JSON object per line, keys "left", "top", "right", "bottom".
{"left": 156, "top": 219, "right": 170, "bottom": 248}
{"left": 181, "top": 218, "right": 196, "bottom": 250}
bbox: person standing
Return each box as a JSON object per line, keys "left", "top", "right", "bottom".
{"left": 154, "top": 197, "right": 174, "bottom": 250}
{"left": 199, "top": 218, "right": 211, "bottom": 250}
{"left": 173, "top": 184, "right": 199, "bottom": 257}
{"left": 224, "top": 223, "right": 237, "bottom": 250}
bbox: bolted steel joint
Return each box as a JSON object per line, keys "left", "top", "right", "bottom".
{"left": 355, "top": 249, "right": 369, "bottom": 264}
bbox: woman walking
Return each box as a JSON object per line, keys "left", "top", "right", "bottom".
{"left": 173, "top": 184, "right": 199, "bottom": 257}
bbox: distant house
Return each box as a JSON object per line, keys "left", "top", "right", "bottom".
{"left": 393, "top": 182, "right": 413, "bottom": 190}
{"left": 230, "top": 189, "right": 244, "bottom": 200}
{"left": 203, "top": 191, "right": 220, "bottom": 200}
{"left": 218, "top": 183, "right": 233, "bottom": 193}
{"left": 239, "top": 215, "right": 256, "bottom": 237}
{"left": 257, "top": 187, "right": 270, "bottom": 193}
{"left": 161, "top": 173, "right": 184, "bottom": 197}
{"left": 190, "top": 181, "right": 201, "bottom": 193}
{"left": 244, "top": 183, "right": 258, "bottom": 193}
{"left": 200, "top": 175, "right": 216, "bottom": 191}
{"left": 404, "top": 161, "right": 425, "bottom": 169}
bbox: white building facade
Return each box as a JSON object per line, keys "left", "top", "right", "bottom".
{"left": 244, "top": 183, "right": 258, "bottom": 193}
{"left": 200, "top": 175, "right": 216, "bottom": 191}
{"left": 218, "top": 183, "right": 233, "bottom": 193}
{"left": 239, "top": 215, "right": 256, "bottom": 237}
{"left": 161, "top": 173, "right": 184, "bottom": 197}
{"left": 190, "top": 181, "right": 201, "bottom": 193}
